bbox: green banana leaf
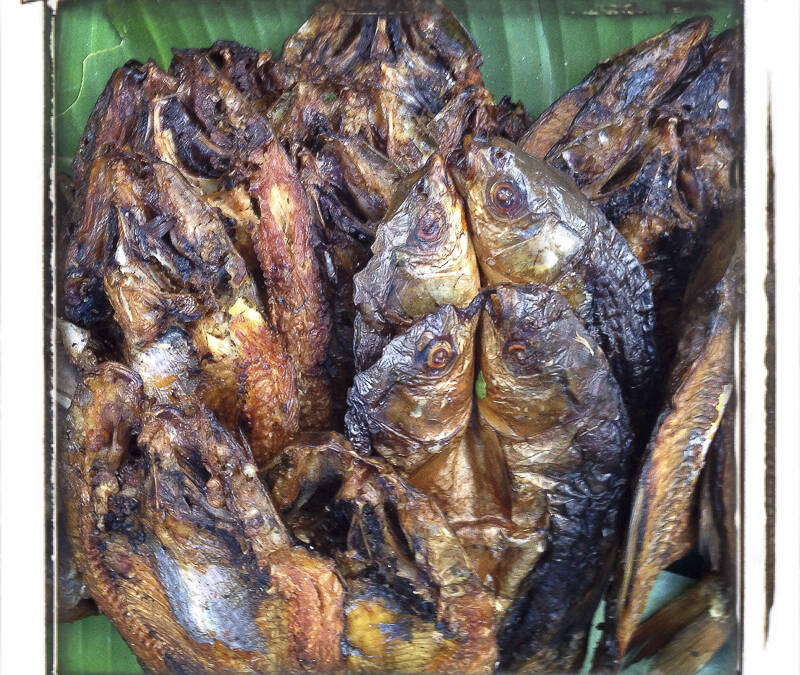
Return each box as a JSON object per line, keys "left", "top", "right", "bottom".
{"left": 53, "top": 0, "right": 740, "bottom": 672}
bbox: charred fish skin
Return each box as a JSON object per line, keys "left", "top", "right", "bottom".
{"left": 62, "top": 364, "right": 345, "bottom": 673}
{"left": 452, "top": 136, "right": 659, "bottom": 436}
{"left": 267, "top": 432, "right": 497, "bottom": 674}
{"left": 66, "top": 150, "right": 299, "bottom": 469}
{"left": 532, "top": 16, "right": 712, "bottom": 171}
{"left": 521, "top": 19, "right": 741, "bottom": 363}
{"left": 476, "top": 285, "right": 634, "bottom": 672}
{"left": 345, "top": 298, "right": 482, "bottom": 474}
{"left": 353, "top": 153, "right": 480, "bottom": 370}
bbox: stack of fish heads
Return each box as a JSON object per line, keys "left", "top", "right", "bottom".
{"left": 451, "top": 134, "right": 660, "bottom": 439}
{"left": 344, "top": 284, "right": 635, "bottom": 672}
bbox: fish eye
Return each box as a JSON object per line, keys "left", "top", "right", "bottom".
{"left": 426, "top": 341, "right": 453, "bottom": 369}
{"left": 416, "top": 210, "right": 442, "bottom": 242}
{"left": 487, "top": 177, "right": 524, "bottom": 218}
{"left": 492, "top": 182, "right": 517, "bottom": 210}
{"left": 505, "top": 341, "right": 528, "bottom": 362}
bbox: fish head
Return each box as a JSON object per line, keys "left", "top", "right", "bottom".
{"left": 354, "top": 154, "right": 480, "bottom": 327}
{"left": 350, "top": 298, "right": 482, "bottom": 459}
{"left": 451, "top": 136, "right": 594, "bottom": 285}
{"left": 479, "top": 284, "right": 604, "bottom": 435}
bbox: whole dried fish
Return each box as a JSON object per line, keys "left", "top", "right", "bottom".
{"left": 452, "top": 136, "right": 659, "bottom": 435}
{"left": 65, "top": 151, "right": 298, "bottom": 469}
{"left": 521, "top": 20, "right": 742, "bottom": 361}
{"left": 346, "top": 299, "right": 481, "bottom": 474}
{"left": 478, "top": 285, "right": 634, "bottom": 671}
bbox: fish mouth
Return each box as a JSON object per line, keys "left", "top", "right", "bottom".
{"left": 446, "top": 135, "right": 477, "bottom": 197}
{"left": 447, "top": 134, "right": 493, "bottom": 199}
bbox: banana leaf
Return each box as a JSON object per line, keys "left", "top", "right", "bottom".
{"left": 53, "top": 0, "right": 740, "bottom": 672}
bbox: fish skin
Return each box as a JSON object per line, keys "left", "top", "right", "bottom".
{"left": 540, "top": 16, "right": 712, "bottom": 177}
{"left": 65, "top": 150, "right": 299, "bottom": 469}
{"left": 452, "top": 136, "right": 659, "bottom": 437}
{"left": 345, "top": 299, "right": 482, "bottom": 474}
{"left": 353, "top": 154, "right": 480, "bottom": 370}
{"left": 475, "top": 285, "right": 634, "bottom": 672}
{"left": 521, "top": 21, "right": 741, "bottom": 364}
{"left": 267, "top": 431, "right": 497, "bottom": 674}
{"left": 62, "top": 364, "right": 344, "bottom": 673}
{"left": 246, "top": 131, "right": 334, "bottom": 431}
{"left": 597, "top": 221, "right": 741, "bottom": 665}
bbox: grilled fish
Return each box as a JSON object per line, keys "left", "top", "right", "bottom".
{"left": 522, "top": 20, "right": 741, "bottom": 362}
{"left": 65, "top": 150, "right": 298, "bottom": 469}
{"left": 597, "top": 215, "right": 741, "bottom": 665}
{"left": 268, "top": 431, "right": 497, "bottom": 673}
{"left": 477, "top": 285, "right": 634, "bottom": 671}
{"left": 346, "top": 299, "right": 481, "bottom": 474}
{"left": 452, "top": 136, "right": 659, "bottom": 436}
{"left": 62, "top": 363, "right": 344, "bottom": 673}
{"left": 353, "top": 154, "right": 480, "bottom": 369}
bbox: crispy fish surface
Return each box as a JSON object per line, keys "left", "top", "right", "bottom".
{"left": 476, "top": 285, "right": 634, "bottom": 672}
{"left": 353, "top": 154, "right": 480, "bottom": 370}
{"left": 345, "top": 300, "right": 481, "bottom": 474}
{"left": 62, "top": 364, "right": 344, "bottom": 673}
{"left": 599, "top": 220, "right": 741, "bottom": 664}
{"left": 246, "top": 131, "right": 334, "bottom": 430}
{"left": 267, "top": 432, "right": 497, "bottom": 673}
{"left": 65, "top": 151, "right": 298, "bottom": 469}
{"left": 521, "top": 20, "right": 742, "bottom": 361}
{"left": 452, "top": 136, "right": 659, "bottom": 435}
{"left": 521, "top": 17, "right": 711, "bottom": 163}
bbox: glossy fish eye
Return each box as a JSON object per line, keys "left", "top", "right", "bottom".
{"left": 416, "top": 211, "right": 441, "bottom": 242}
{"left": 492, "top": 182, "right": 517, "bottom": 210}
{"left": 506, "top": 341, "right": 527, "bottom": 361}
{"left": 488, "top": 178, "right": 524, "bottom": 218}
{"left": 426, "top": 341, "right": 453, "bottom": 369}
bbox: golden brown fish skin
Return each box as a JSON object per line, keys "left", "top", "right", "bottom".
{"left": 67, "top": 151, "right": 300, "bottom": 466}
{"left": 267, "top": 432, "right": 497, "bottom": 674}
{"left": 470, "top": 285, "right": 633, "bottom": 672}
{"left": 353, "top": 154, "right": 480, "bottom": 369}
{"left": 624, "top": 573, "right": 732, "bottom": 671}
{"left": 453, "top": 136, "right": 659, "bottom": 436}
{"left": 247, "top": 135, "right": 333, "bottom": 430}
{"left": 345, "top": 299, "right": 481, "bottom": 474}
{"left": 606, "top": 232, "right": 741, "bottom": 662}
{"left": 63, "top": 364, "right": 344, "bottom": 673}
{"left": 408, "top": 418, "right": 514, "bottom": 591}
{"left": 518, "top": 71, "right": 609, "bottom": 159}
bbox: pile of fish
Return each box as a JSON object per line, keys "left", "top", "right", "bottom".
{"left": 57, "top": 1, "right": 742, "bottom": 672}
